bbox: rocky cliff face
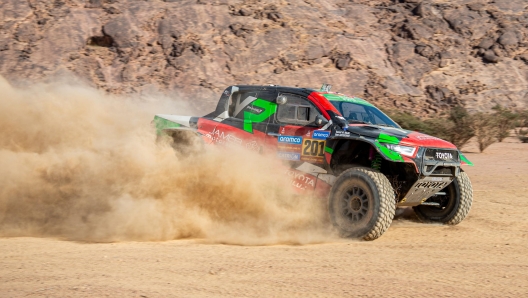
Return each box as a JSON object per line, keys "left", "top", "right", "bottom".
{"left": 1, "top": 0, "right": 527, "bottom": 114}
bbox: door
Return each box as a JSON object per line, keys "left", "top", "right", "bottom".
{"left": 265, "top": 93, "right": 329, "bottom": 166}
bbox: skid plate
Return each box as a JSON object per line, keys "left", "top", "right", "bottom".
{"left": 398, "top": 176, "right": 453, "bottom": 206}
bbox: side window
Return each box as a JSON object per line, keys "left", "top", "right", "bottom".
{"left": 342, "top": 103, "right": 371, "bottom": 123}
{"left": 277, "top": 94, "right": 321, "bottom": 125}
{"left": 367, "top": 111, "right": 384, "bottom": 125}
{"left": 229, "top": 91, "right": 259, "bottom": 119}
{"left": 227, "top": 92, "right": 237, "bottom": 117}
{"left": 229, "top": 91, "right": 276, "bottom": 120}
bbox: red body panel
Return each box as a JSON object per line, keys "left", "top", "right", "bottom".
{"left": 197, "top": 118, "right": 265, "bottom": 152}
{"left": 286, "top": 169, "right": 318, "bottom": 193}
{"left": 307, "top": 92, "right": 341, "bottom": 119}
{"left": 402, "top": 132, "right": 457, "bottom": 149}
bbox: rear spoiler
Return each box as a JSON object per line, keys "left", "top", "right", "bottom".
{"left": 153, "top": 115, "right": 197, "bottom": 135}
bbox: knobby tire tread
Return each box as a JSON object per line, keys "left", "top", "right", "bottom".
{"left": 413, "top": 171, "right": 473, "bottom": 224}
{"left": 353, "top": 168, "right": 396, "bottom": 241}
{"left": 446, "top": 171, "right": 473, "bottom": 225}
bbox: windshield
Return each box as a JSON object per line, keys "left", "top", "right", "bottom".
{"left": 330, "top": 101, "right": 400, "bottom": 128}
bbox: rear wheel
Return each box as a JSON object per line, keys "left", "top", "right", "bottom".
{"left": 413, "top": 171, "right": 473, "bottom": 225}
{"left": 328, "top": 167, "right": 396, "bottom": 240}
{"left": 165, "top": 130, "right": 204, "bottom": 156}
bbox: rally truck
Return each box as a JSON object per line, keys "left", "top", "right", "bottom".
{"left": 153, "top": 84, "right": 473, "bottom": 240}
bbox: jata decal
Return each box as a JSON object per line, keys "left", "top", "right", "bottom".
{"left": 206, "top": 128, "right": 242, "bottom": 145}
{"left": 278, "top": 136, "right": 303, "bottom": 145}
{"left": 277, "top": 152, "right": 301, "bottom": 161}
{"left": 312, "top": 130, "right": 330, "bottom": 140}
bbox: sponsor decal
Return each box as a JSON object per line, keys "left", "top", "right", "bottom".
{"left": 206, "top": 128, "right": 260, "bottom": 151}
{"left": 415, "top": 181, "right": 449, "bottom": 189}
{"left": 280, "top": 127, "right": 286, "bottom": 134}
{"left": 277, "top": 152, "right": 301, "bottom": 161}
{"left": 245, "top": 140, "right": 259, "bottom": 152}
{"left": 245, "top": 105, "right": 264, "bottom": 114}
{"left": 301, "top": 139, "right": 325, "bottom": 163}
{"left": 278, "top": 135, "right": 303, "bottom": 145}
{"left": 436, "top": 152, "right": 454, "bottom": 160}
{"left": 312, "top": 130, "right": 330, "bottom": 140}
{"left": 285, "top": 170, "right": 316, "bottom": 190}
{"left": 334, "top": 130, "right": 351, "bottom": 137}
{"left": 414, "top": 134, "right": 441, "bottom": 140}
{"left": 278, "top": 144, "right": 301, "bottom": 152}
{"left": 205, "top": 128, "right": 242, "bottom": 145}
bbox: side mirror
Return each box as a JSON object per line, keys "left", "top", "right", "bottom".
{"left": 277, "top": 95, "right": 288, "bottom": 105}
{"left": 315, "top": 115, "right": 329, "bottom": 127}
{"left": 334, "top": 115, "right": 349, "bottom": 131}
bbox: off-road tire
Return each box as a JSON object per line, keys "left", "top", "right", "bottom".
{"left": 328, "top": 167, "right": 396, "bottom": 241}
{"left": 413, "top": 171, "right": 473, "bottom": 225}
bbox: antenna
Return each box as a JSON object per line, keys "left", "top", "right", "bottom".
{"left": 320, "top": 83, "right": 332, "bottom": 92}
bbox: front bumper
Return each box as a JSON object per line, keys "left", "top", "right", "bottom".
{"left": 398, "top": 147, "right": 460, "bottom": 206}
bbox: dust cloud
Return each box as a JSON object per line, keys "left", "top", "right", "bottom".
{"left": 0, "top": 77, "right": 334, "bottom": 245}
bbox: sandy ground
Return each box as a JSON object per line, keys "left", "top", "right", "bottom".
{"left": 1, "top": 139, "right": 527, "bottom": 297}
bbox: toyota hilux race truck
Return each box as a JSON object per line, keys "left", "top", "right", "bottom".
{"left": 153, "top": 84, "right": 473, "bottom": 240}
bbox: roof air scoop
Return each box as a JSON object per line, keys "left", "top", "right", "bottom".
{"left": 320, "top": 83, "right": 332, "bottom": 92}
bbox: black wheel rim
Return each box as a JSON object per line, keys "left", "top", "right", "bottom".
{"left": 430, "top": 193, "right": 450, "bottom": 209}
{"left": 341, "top": 186, "right": 370, "bottom": 222}
{"left": 420, "top": 182, "right": 456, "bottom": 216}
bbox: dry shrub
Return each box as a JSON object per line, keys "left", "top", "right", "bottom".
{"left": 471, "top": 112, "right": 498, "bottom": 152}
{"left": 386, "top": 105, "right": 474, "bottom": 148}
{"left": 492, "top": 105, "right": 517, "bottom": 142}
{"left": 446, "top": 106, "right": 475, "bottom": 148}
{"left": 514, "top": 110, "right": 528, "bottom": 143}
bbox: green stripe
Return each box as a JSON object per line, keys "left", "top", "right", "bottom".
{"left": 325, "top": 146, "right": 333, "bottom": 154}
{"left": 378, "top": 133, "right": 400, "bottom": 144}
{"left": 322, "top": 93, "right": 374, "bottom": 107}
{"left": 460, "top": 153, "right": 474, "bottom": 166}
{"left": 243, "top": 99, "right": 277, "bottom": 133}
{"left": 373, "top": 141, "right": 404, "bottom": 162}
{"left": 153, "top": 115, "right": 180, "bottom": 135}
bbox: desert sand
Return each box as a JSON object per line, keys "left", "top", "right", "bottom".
{"left": 1, "top": 138, "right": 527, "bottom": 297}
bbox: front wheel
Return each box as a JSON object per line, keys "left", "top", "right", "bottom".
{"left": 413, "top": 171, "right": 473, "bottom": 225}
{"left": 328, "top": 167, "right": 396, "bottom": 241}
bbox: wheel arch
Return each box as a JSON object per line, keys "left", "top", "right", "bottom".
{"left": 326, "top": 137, "right": 415, "bottom": 174}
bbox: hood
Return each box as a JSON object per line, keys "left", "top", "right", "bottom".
{"left": 346, "top": 124, "right": 457, "bottom": 149}
{"left": 400, "top": 131, "right": 457, "bottom": 149}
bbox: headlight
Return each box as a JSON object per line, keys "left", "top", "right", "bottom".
{"left": 382, "top": 143, "right": 416, "bottom": 157}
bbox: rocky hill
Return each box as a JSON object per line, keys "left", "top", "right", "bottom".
{"left": 1, "top": 0, "right": 527, "bottom": 114}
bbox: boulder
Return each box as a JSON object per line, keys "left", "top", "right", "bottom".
{"left": 0, "top": 0, "right": 527, "bottom": 113}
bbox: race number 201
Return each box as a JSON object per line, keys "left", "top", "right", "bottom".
{"left": 302, "top": 139, "right": 325, "bottom": 157}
